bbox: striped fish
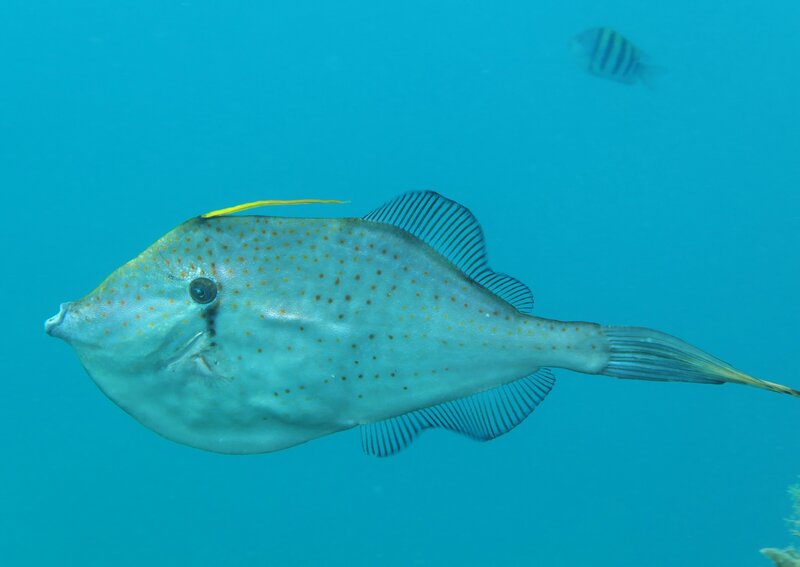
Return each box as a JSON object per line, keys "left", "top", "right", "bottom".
{"left": 572, "top": 27, "right": 647, "bottom": 85}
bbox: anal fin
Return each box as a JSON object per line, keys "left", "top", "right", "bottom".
{"left": 361, "top": 370, "right": 555, "bottom": 457}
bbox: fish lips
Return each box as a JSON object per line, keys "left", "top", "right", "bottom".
{"left": 45, "top": 302, "right": 74, "bottom": 340}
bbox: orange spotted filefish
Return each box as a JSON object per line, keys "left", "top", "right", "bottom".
{"left": 572, "top": 27, "right": 649, "bottom": 85}
{"left": 45, "top": 192, "right": 799, "bottom": 456}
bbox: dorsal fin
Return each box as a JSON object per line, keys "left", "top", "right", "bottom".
{"left": 363, "top": 191, "right": 534, "bottom": 313}
{"left": 361, "top": 370, "right": 555, "bottom": 457}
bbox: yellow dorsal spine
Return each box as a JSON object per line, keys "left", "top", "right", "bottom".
{"left": 202, "top": 199, "right": 347, "bottom": 219}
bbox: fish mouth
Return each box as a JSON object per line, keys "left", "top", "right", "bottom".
{"left": 45, "top": 302, "right": 73, "bottom": 338}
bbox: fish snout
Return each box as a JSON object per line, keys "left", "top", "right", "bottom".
{"left": 45, "top": 302, "right": 74, "bottom": 339}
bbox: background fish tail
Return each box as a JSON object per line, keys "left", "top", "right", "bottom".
{"left": 597, "top": 325, "right": 800, "bottom": 397}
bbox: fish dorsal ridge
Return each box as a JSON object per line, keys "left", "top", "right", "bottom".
{"left": 363, "top": 191, "right": 534, "bottom": 313}
{"left": 202, "top": 199, "right": 348, "bottom": 219}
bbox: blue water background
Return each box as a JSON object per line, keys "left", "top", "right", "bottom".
{"left": 2, "top": 1, "right": 799, "bottom": 565}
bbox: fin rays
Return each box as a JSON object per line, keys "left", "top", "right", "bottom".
{"left": 601, "top": 326, "right": 800, "bottom": 397}
{"left": 363, "top": 191, "right": 534, "bottom": 313}
{"left": 361, "top": 370, "right": 555, "bottom": 457}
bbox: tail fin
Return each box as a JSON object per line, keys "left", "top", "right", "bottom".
{"left": 638, "top": 64, "right": 665, "bottom": 91}
{"left": 599, "top": 326, "right": 800, "bottom": 397}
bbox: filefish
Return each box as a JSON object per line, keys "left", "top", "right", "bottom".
{"left": 572, "top": 27, "right": 648, "bottom": 85}
{"left": 45, "top": 192, "right": 799, "bottom": 456}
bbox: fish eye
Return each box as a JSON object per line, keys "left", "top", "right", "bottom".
{"left": 189, "top": 277, "right": 218, "bottom": 304}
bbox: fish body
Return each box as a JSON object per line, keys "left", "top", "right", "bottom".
{"left": 572, "top": 27, "right": 646, "bottom": 85}
{"left": 46, "top": 192, "right": 798, "bottom": 455}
